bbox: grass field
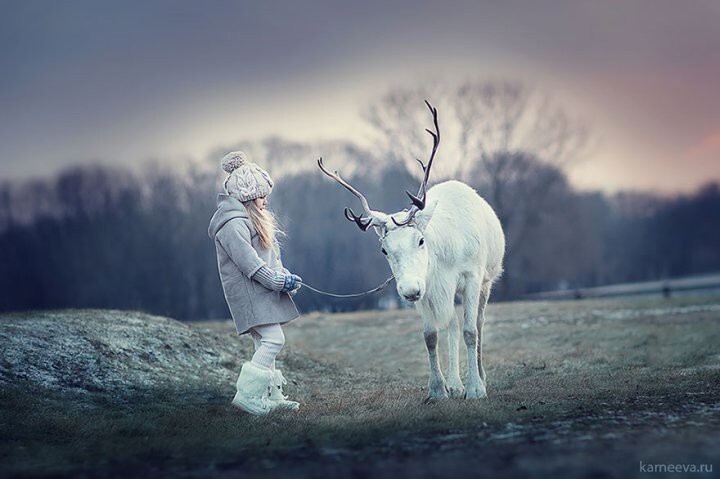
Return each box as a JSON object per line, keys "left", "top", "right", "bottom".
{"left": 1, "top": 295, "right": 719, "bottom": 478}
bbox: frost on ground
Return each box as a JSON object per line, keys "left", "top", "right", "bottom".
{"left": 0, "top": 309, "right": 249, "bottom": 397}
{"left": 1, "top": 295, "right": 719, "bottom": 478}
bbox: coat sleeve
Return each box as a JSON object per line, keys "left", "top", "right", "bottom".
{"left": 216, "top": 219, "right": 266, "bottom": 278}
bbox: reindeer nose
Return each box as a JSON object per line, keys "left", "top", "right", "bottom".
{"left": 399, "top": 281, "right": 423, "bottom": 302}
{"left": 398, "top": 284, "right": 422, "bottom": 302}
{"left": 403, "top": 291, "right": 421, "bottom": 302}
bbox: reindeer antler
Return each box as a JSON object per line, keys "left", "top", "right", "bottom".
{"left": 392, "top": 100, "right": 440, "bottom": 227}
{"left": 317, "top": 100, "right": 440, "bottom": 231}
{"left": 317, "top": 157, "right": 381, "bottom": 231}
{"left": 344, "top": 207, "right": 372, "bottom": 231}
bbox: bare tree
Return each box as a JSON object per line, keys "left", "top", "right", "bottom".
{"left": 363, "top": 79, "right": 589, "bottom": 183}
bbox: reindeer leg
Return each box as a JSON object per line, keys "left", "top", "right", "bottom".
{"left": 446, "top": 314, "right": 464, "bottom": 398}
{"left": 424, "top": 324, "right": 448, "bottom": 401}
{"left": 478, "top": 281, "right": 491, "bottom": 385}
{"left": 463, "top": 277, "right": 487, "bottom": 399}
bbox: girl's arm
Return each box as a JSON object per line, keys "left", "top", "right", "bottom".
{"left": 215, "top": 219, "right": 266, "bottom": 278}
{"left": 217, "top": 220, "right": 301, "bottom": 292}
{"left": 252, "top": 264, "right": 301, "bottom": 292}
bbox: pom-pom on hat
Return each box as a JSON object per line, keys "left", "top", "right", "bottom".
{"left": 221, "top": 151, "right": 274, "bottom": 202}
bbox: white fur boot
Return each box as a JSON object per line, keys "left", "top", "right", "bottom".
{"left": 269, "top": 369, "right": 300, "bottom": 411}
{"left": 231, "top": 362, "right": 275, "bottom": 415}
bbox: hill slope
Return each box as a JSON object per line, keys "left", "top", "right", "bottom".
{"left": 0, "top": 310, "right": 250, "bottom": 397}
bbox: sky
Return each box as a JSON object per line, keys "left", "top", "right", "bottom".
{"left": 1, "top": 0, "right": 719, "bottom": 193}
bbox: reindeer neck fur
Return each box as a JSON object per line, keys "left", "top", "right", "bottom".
{"left": 411, "top": 180, "right": 505, "bottom": 327}
{"left": 422, "top": 180, "right": 498, "bottom": 270}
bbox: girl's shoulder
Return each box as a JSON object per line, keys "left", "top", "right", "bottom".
{"left": 233, "top": 216, "right": 259, "bottom": 241}
{"left": 220, "top": 216, "right": 257, "bottom": 241}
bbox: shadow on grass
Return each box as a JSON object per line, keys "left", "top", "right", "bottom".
{"left": 2, "top": 364, "right": 719, "bottom": 478}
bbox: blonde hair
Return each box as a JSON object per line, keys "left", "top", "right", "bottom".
{"left": 244, "top": 199, "right": 285, "bottom": 252}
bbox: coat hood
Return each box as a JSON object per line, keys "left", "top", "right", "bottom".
{"left": 208, "top": 193, "right": 250, "bottom": 239}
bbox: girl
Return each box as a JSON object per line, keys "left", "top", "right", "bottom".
{"left": 208, "top": 151, "right": 303, "bottom": 415}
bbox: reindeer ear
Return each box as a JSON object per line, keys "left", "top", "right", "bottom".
{"left": 413, "top": 198, "right": 438, "bottom": 232}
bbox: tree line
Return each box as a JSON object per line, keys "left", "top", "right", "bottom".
{"left": 0, "top": 158, "right": 717, "bottom": 320}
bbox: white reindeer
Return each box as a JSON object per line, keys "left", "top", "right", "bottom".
{"left": 318, "top": 101, "right": 505, "bottom": 400}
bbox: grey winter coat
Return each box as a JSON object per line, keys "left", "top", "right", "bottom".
{"left": 208, "top": 194, "right": 299, "bottom": 335}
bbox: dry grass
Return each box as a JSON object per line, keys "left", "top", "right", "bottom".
{"left": 2, "top": 295, "right": 719, "bottom": 478}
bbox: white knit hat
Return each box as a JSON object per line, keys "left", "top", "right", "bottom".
{"left": 221, "top": 151, "right": 274, "bottom": 202}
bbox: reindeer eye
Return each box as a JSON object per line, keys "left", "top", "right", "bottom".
{"left": 381, "top": 248, "right": 388, "bottom": 255}
{"left": 419, "top": 238, "right": 425, "bottom": 247}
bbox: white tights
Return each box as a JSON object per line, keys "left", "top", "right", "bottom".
{"left": 249, "top": 323, "right": 285, "bottom": 370}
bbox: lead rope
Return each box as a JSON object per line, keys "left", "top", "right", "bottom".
{"left": 301, "top": 275, "right": 395, "bottom": 298}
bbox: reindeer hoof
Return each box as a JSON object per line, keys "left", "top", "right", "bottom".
{"left": 447, "top": 385, "right": 465, "bottom": 398}
{"left": 425, "top": 389, "right": 449, "bottom": 402}
{"left": 464, "top": 385, "right": 487, "bottom": 399}
{"left": 423, "top": 394, "right": 448, "bottom": 404}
